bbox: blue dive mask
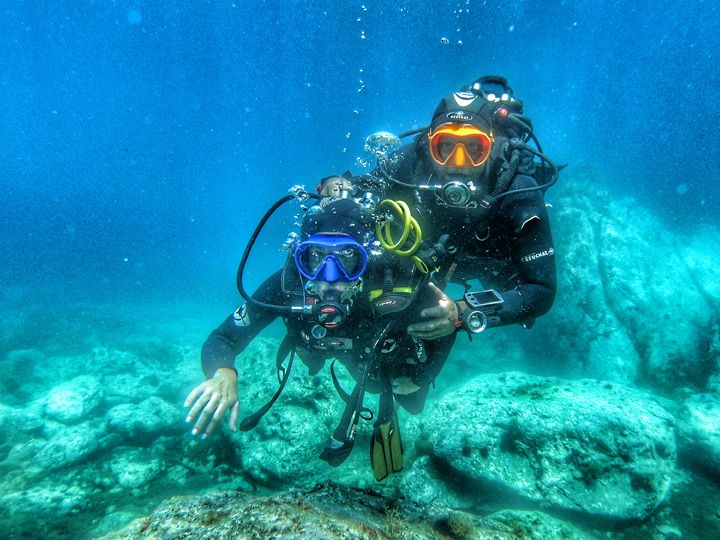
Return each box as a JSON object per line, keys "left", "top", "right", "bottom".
{"left": 294, "top": 233, "right": 368, "bottom": 283}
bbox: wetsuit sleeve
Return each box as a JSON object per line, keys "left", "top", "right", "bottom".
{"left": 491, "top": 175, "right": 557, "bottom": 327}
{"left": 201, "top": 270, "right": 290, "bottom": 379}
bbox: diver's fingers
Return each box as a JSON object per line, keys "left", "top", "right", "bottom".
{"left": 427, "top": 282, "right": 448, "bottom": 301}
{"left": 186, "top": 387, "right": 212, "bottom": 423}
{"left": 203, "top": 399, "right": 230, "bottom": 437}
{"left": 192, "top": 395, "right": 220, "bottom": 435}
{"left": 184, "top": 382, "right": 208, "bottom": 408}
{"left": 227, "top": 401, "right": 240, "bottom": 432}
{"left": 407, "top": 320, "right": 439, "bottom": 335}
{"left": 407, "top": 320, "right": 454, "bottom": 340}
{"left": 228, "top": 401, "right": 240, "bottom": 432}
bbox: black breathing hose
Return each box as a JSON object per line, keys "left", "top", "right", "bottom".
{"left": 236, "top": 191, "right": 320, "bottom": 315}
{"left": 490, "top": 150, "right": 520, "bottom": 197}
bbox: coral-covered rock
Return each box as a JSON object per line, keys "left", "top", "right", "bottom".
{"left": 1, "top": 483, "right": 90, "bottom": 517}
{"left": 109, "top": 447, "right": 165, "bottom": 489}
{"left": 537, "top": 173, "right": 718, "bottom": 390}
{"left": 98, "top": 481, "right": 594, "bottom": 540}
{"left": 232, "top": 338, "right": 371, "bottom": 487}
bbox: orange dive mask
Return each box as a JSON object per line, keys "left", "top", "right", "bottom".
{"left": 428, "top": 124, "right": 492, "bottom": 168}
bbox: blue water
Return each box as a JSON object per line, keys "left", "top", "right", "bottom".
{"left": 1, "top": 3, "right": 720, "bottom": 537}
{"left": 1, "top": 1, "right": 718, "bottom": 308}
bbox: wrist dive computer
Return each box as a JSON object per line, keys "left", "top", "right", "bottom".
{"left": 456, "top": 289, "right": 504, "bottom": 335}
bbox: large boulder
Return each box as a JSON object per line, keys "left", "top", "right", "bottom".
{"left": 409, "top": 372, "right": 676, "bottom": 521}
{"left": 0, "top": 483, "right": 90, "bottom": 517}
{"left": 34, "top": 421, "right": 109, "bottom": 470}
{"left": 110, "top": 447, "right": 166, "bottom": 489}
{"left": 102, "top": 373, "right": 162, "bottom": 406}
{"left": 0, "top": 403, "right": 44, "bottom": 435}
{"left": 534, "top": 171, "right": 718, "bottom": 390}
{"left": 44, "top": 375, "right": 104, "bottom": 423}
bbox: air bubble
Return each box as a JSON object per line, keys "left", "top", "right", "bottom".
{"left": 440, "top": 37, "right": 449, "bottom": 44}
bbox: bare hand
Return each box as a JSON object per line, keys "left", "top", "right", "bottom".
{"left": 407, "top": 282, "right": 458, "bottom": 340}
{"left": 184, "top": 368, "right": 239, "bottom": 438}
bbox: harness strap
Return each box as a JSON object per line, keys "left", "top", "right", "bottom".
{"left": 239, "top": 334, "right": 297, "bottom": 432}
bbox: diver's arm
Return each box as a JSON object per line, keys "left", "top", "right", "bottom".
{"left": 184, "top": 270, "right": 288, "bottom": 438}
{"left": 484, "top": 181, "right": 556, "bottom": 327}
{"left": 409, "top": 177, "right": 556, "bottom": 337}
{"left": 201, "top": 270, "right": 287, "bottom": 379}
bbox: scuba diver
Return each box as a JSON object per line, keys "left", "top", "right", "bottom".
{"left": 184, "top": 181, "right": 455, "bottom": 481}
{"left": 359, "top": 75, "right": 559, "bottom": 340}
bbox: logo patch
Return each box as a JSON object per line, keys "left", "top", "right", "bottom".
{"left": 521, "top": 247, "right": 555, "bottom": 263}
{"left": 233, "top": 304, "right": 250, "bottom": 327}
{"left": 447, "top": 111, "right": 474, "bottom": 122}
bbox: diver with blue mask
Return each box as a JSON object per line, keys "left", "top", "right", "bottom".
{"left": 184, "top": 184, "right": 456, "bottom": 481}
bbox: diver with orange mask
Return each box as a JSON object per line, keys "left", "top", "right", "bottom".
{"left": 359, "top": 75, "right": 559, "bottom": 340}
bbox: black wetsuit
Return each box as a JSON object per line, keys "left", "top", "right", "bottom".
{"left": 202, "top": 260, "right": 456, "bottom": 414}
{"left": 363, "top": 141, "right": 556, "bottom": 328}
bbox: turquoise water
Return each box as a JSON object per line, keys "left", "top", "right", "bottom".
{"left": 1, "top": 2, "right": 719, "bottom": 538}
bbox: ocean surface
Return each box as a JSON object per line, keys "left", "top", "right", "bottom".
{"left": 1, "top": 1, "right": 719, "bottom": 538}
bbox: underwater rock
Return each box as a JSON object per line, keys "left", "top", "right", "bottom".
{"left": 102, "top": 372, "right": 162, "bottom": 405}
{"left": 98, "top": 481, "right": 594, "bottom": 539}
{"left": 110, "top": 447, "right": 165, "bottom": 489}
{"left": 106, "top": 396, "right": 182, "bottom": 440}
{"left": 4, "top": 348, "right": 44, "bottom": 380}
{"left": 538, "top": 182, "right": 641, "bottom": 384}
{"left": 676, "top": 393, "right": 720, "bottom": 477}
{"left": 681, "top": 226, "right": 720, "bottom": 304}
{"left": 0, "top": 403, "right": 44, "bottom": 435}
{"left": 0, "top": 482, "right": 90, "bottom": 517}
{"left": 485, "top": 509, "right": 593, "bottom": 539}
{"left": 413, "top": 371, "right": 676, "bottom": 521}
{"left": 44, "top": 375, "right": 103, "bottom": 423}
{"left": 35, "top": 421, "right": 107, "bottom": 470}
{"left": 537, "top": 174, "right": 718, "bottom": 390}
{"left": 93, "top": 512, "right": 137, "bottom": 539}
{"left": 597, "top": 197, "right": 714, "bottom": 389}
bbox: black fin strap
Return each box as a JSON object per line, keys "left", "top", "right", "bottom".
{"left": 239, "top": 346, "right": 296, "bottom": 432}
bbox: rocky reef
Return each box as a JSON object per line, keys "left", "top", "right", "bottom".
{"left": 100, "top": 481, "right": 594, "bottom": 540}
